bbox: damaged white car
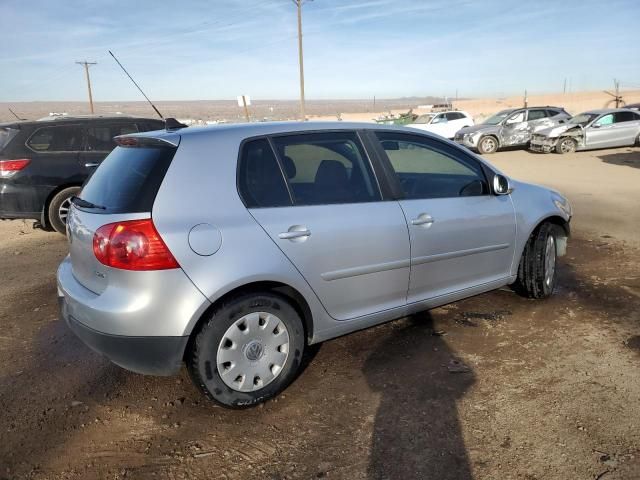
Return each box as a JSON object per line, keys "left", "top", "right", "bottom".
{"left": 530, "top": 108, "right": 640, "bottom": 154}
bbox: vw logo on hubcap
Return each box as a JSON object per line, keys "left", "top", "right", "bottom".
{"left": 244, "top": 340, "right": 264, "bottom": 361}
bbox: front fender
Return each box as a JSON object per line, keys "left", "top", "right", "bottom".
{"left": 509, "top": 180, "right": 571, "bottom": 275}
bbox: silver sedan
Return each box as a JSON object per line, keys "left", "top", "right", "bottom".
{"left": 530, "top": 108, "right": 640, "bottom": 154}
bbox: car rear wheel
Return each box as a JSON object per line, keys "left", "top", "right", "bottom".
{"left": 478, "top": 135, "right": 498, "bottom": 154}
{"left": 48, "top": 186, "right": 81, "bottom": 234}
{"left": 515, "top": 222, "right": 557, "bottom": 299}
{"left": 556, "top": 137, "right": 577, "bottom": 154}
{"left": 187, "top": 293, "right": 306, "bottom": 408}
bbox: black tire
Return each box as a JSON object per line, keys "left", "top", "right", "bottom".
{"left": 187, "top": 293, "right": 306, "bottom": 408}
{"left": 555, "top": 137, "right": 577, "bottom": 154}
{"left": 47, "top": 186, "right": 81, "bottom": 234}
{"left": 515, "top": 222, "right": 558, "bottom": 299}
{"left": 478, "top": 135, "right": 499, "bottom": 154}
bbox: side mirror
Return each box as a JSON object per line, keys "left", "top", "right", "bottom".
{"left": 591, "top": 123, "right": 601, "bottom": 128}
{"left": 493, "top": 174, "right": 513, "bottom": 195}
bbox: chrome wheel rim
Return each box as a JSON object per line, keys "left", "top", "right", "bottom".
{"left": 58, "top": 197, "right": 72, "bottom": 225}
{"left": 544, "top": 235, "right": 556, "bottom": 288}
{"left": 560, "top": 139, "right": 575, "bottom": 153}
{"left": 482, "top": 137, "right": 497, "bottom": 153}
{"left": 216, "top": 312, "right": 290, "bottom": 392}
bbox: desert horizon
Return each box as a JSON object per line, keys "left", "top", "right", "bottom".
{"left": 2, "top": 89, "right": 639, "bottom": 124}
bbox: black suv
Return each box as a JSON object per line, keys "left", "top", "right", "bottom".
{"left": 0, "top": 115, "right": 165, "bottom": 233}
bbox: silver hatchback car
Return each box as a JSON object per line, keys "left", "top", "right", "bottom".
{"left": 58, "top": 122, "right": 572, "bottom": 407}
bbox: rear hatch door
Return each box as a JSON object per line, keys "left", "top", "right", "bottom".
{"left": 67, "top": 135, "right": 178, "bottom": 294}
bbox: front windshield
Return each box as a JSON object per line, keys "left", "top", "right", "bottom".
{"left": 569, "top": 113, "right": 599, "bottom": 126}
{"left": 483, "top": 110, "right": 513, "bottom": 125}
{"left": 413, "top": 114, "right": 435, "bottom": 124}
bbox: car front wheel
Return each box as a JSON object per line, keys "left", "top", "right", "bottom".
{"left": 187, "top": 293, "right": 306, "bottom": 408}
{"left": 556, "top": 137, "right": 577, "bottom": 154}
{"left": 515, "top": 222, "right": 558, "bottom": 299}
{"left": 478, "top": 135, "right": 498, "bottom": 154}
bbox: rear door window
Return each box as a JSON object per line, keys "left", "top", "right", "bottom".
{"left": 27, "top": 125, "right": 84, "bottom": 152}
{"left": 85, "top": 123, "right": 139, "bottom": 152}
{"left": 527, "top": 109, "right": 548, "bottom": 121}
{"left": 271, "top": 132, "right": 380, "bottom": 206}
{"left": 0, "top": 127, "right": 19, "bottom": 152}
{"left": 238, "top": 138, "right": 291, "bottom": 208}
{"left": 78, "top": 145, "right": 176, "bottom": 213}
{"left": 613, "top": 111, "right": 636, "bottom": 123}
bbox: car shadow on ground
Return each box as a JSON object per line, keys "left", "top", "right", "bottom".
{"left": 598, "top": 149, "right": 640, "bottom": 169}
{"left": 363, "top": 312, "right": 475, "bottom": 480}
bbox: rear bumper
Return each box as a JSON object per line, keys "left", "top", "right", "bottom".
{"left": 57, "top": 255, "right": 211, "bottom": 375}
{"left": 61, "top": 296, "right": 188, "bottom": 375}
{"left": 0, "top": 181, "right": 49, "bottom": 220}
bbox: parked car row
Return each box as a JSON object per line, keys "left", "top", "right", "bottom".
{"left": 409, "top": 105, "right": 640, "bottom": 155}
{"left": 0, "top": 115, "right": 165, "bottom": 233}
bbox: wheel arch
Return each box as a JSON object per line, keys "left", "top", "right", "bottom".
{"left": 521, "top": 215, "right": 570, "bottom": 259}
{"left": 184, "top": 280, "right": 314, "bottom": 361}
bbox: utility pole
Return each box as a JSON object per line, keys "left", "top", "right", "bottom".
{"left": 523, "top": 89, "right": 528, "bottom": 108}
{"left": 293, "top": 0, "right": 310, "bottom": 121}
{"left": 241, "top": 95, "right": 250, "bottom": 122}
{"left": 563, "top": 78, "right": 567, "bottom": 94}
{"left": 76, "top": 60, "right": 97, "bottom": 113}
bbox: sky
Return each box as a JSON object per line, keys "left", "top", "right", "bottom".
{"left": 1, "top": 0, "right": 639, "bottom": 102}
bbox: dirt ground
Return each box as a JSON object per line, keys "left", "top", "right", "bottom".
{"left": 1, "top": 146, "right": 639, "bottom": 480}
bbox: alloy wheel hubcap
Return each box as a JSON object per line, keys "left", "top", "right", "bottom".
{"left": 58, "top": 197, "right": 72, "bottom": 225}
{"left": 544, "top": 235, "right": 556, "bottom": 288}
{"left": 216, "top": 312, "right": 290, "bottom": 392}
{"left": 561, "top": 139, "right": 574, "bottom": 153}
{"left": 483, "top": 138, "right": 496, "bottom": 152}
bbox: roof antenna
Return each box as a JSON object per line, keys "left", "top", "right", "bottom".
{"left": 8, "top": 108, "right": 26, "bottom": 121}
{"left": 108, "top": 50, "right": 164, "bottom": 120}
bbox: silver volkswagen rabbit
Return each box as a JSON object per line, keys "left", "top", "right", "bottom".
{"left": 58, "top": 121, "right": 571, "bottom": 407}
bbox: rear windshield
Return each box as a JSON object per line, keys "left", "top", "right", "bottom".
{"left": 79, "top": 145, "right": 176, "bottom": 213}
{"left": 0, "top": 127, "right": 19, "bottom": 152}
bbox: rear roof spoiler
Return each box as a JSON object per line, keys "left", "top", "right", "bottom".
{"left": 114, "top": 134, "right": 180, "bottom": 148}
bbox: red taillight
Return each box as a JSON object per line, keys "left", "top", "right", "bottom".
{"left": 93, "top": 219, "right": 179, "bottom": 271}
{"left": 0, "top": 159, "right": 30, "bottom": 178}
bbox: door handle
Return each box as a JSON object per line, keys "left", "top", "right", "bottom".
{"left": 84, "top": 163, "right": 100, "bottom": 168}
{"left": 278, "top": 226, "right": 311, "bottom": 241}
{"left": 411, "top": 214, "right": 435, "bottom": 226}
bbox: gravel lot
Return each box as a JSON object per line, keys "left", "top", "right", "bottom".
{"left": 1, "top": 146, "right": 639, "bottom": 480}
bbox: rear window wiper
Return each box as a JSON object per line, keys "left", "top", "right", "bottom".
{"left": 70, "top": 196, "right": 106, "bottom": 210}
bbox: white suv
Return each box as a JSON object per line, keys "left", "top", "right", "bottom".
{"left": 407, "top": 111, "right": 474, "bottom": 139}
